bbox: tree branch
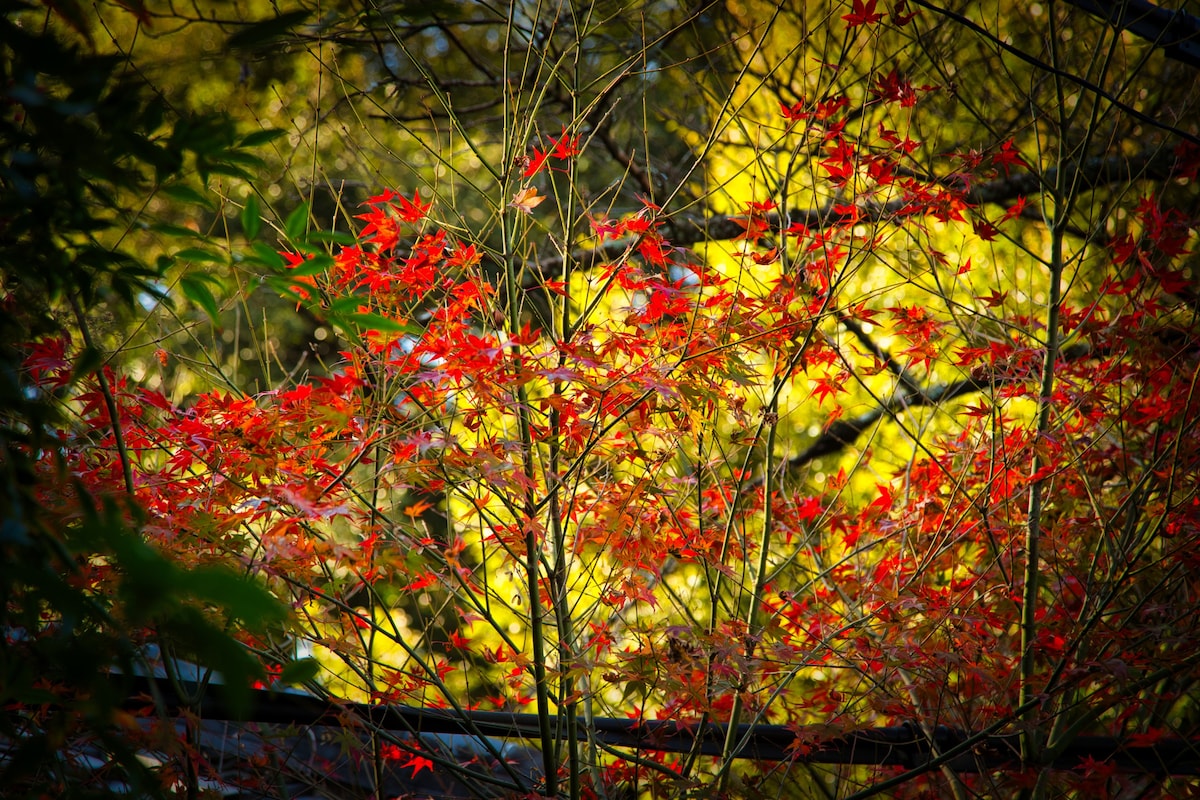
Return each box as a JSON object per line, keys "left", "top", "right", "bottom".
{"left": 772, "top": 343, "right": 1095, "bottom": 482}
{"left": 1062, "top": 0, "right": 1200, "bottom": 70}
{"left": 527, "top": 148, "right": 1180, "bottom": 281}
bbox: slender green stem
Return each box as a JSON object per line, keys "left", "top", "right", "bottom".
{"left": 550, "top": 6, "right": 589, "bottom": 795}
{"left": 1021, "top": 3, "right": 1077, "bottom": 778}
{"left": 546, "top": 298, "right": 579, "bottom": 798}
{"left": 496, "top": 3, "right": 555, "bottom": 792}
{"left": 1020, "top": 219, "right": 1064, "bottom": 771}
{"left": 716, "top": 393, "right": 778, "bottom": 794}
{"left": 69, "top": 295, "right": 134, "bottom": 497}
{"left": 500, "top": 158, "right": 556, "bottom": 800}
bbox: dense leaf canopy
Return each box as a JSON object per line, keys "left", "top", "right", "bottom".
{"left": 3, "top": 1, "right": 1200, "bottom": 798}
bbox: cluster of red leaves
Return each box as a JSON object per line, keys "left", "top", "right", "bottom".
{"left": 522, "top": 126, "right": 582, "bottom": 178}
{"left": 12, "top": 59, "right": 1200, "bottom": 799}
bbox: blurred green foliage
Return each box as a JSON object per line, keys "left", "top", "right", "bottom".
{"left": 0, "top": 3, "right": 292, "bottom": 795}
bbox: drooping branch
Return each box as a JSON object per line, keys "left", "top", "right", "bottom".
{"left": 910, "top": 0, "right": 1200, "bottom": 146}
{"left": 779, "top": 374, "right": 989, "bottom": 474}
{"left": 673, "top": 148, "right": 1179, "bottom": 243}
{"left": 528, "top": 148, "right": 1180, "bottom": 281}
{"left": 775, "top": 342, "right": 1094, "bottom": 481}
{"left": 775, "top": 322, "right": 1199, "bottom": 479}
{"left": 1063, "top": 0, "right": 1200, "bottom": 70}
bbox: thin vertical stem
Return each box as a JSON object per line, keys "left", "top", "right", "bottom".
{"left": 69, "top": 295, "right": 134, "bottom": 497}
{"left": 1020, "top": 222, "right": 1065, "bottom": 775}
{"left": 514, "top": 279, "right": 556, "bottom": 789}
{"left": 1021, "top": 3, "right": 1073, "bottom": 779}
{"left": 503, "top": 220, "right": 556, "bottom": 794}
{"left": 499, "top": 28, "right": 556, "bottom": 787}
{"left": 716, "top": 394, "right": 778, "bottom": 794}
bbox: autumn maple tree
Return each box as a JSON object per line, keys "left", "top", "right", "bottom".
{"left": 5, "top": 1, "right": 1200, "bottom": 799}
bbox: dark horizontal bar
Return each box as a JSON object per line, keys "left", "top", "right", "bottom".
{"left": 116, "top": 674, "right": 1200, "bottom": 774}
{"left": 1064, "top": 0, "right": 1200, "bottom": 70}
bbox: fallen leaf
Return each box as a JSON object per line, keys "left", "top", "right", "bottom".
{"left": 510, "top": 186, "right": 546, "bottom": 214}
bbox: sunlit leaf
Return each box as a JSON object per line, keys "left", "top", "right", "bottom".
{"left": 174, "top": 247, "right": 225, "bottom": 265}
{"left": 345, "top": 311, "right": 422, "bottom": 335}
{"left": 285, "top": 253, "right": 333, "bottom": 277}
{"left": 242, "top": 195, "right": 262, "bottom": 241}
{"left": 509, "top": 186, "right": 546, "bottom": 214}
{"left": 238, "top": 128, "right": 288, "bottom": 148}
{"left": 159, "top": 184, "right": 214, "bottom": 210}
{"left": 285, "top": 202, "right": 310, "bottom": 241}
{"left": 225, "top": 10, "right": 311, "bottom": 52}
{"left": 180, "top": 274, "right": 220, "bottom": 321}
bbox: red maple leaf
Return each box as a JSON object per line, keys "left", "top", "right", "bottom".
{"left": 890, "top": 0, "right": 917, "bottom": 25}
{"left": 445, "top": 242, "right": 482, "bottom": 268}
{"left": 1127, "top": 728, "right": 1167, "bottom": 748}
{"left": 591, "top": 216, "right": 625, "bottom": 240}
{"left": 795, "top": 496, "right": 825, "bottom": 523}
{"left": 403, "top": 754, "right": 434, "bottom": 778}
{"left": 821, "top": 139, "right": 857, "bottom": 182}
{"left": 523, "top": 146, "right": 552, "bottom": 177}
{"left": 405, "top": 571, "right": 439, "bottom": 591}
{"left": 992, "top": 139, "right": 1028, "bottom": 174}
{"left": 394, "top": 190, "right": 432, "bottom": 222}
{"left": 780, "top": 99, "right": 808, "bottom": 124}
{"left": 1002, "top": 195, "right": 1029, "bottom": 221}
{"left": 549, "top": 126, "right": 581, "bottom": 159}
{"left": 973, "top": 217, "right": 1000, "bottom": 241}
{"left": 872, "top": 69, "right": 917, "bottom": 107}
{"left": 870, "top": 483, "right": 894, "bottom": 512}
{"left": 355, "top": 208, "right": 400, "bottom": 251}
{"left": 843, "top": 0, "right": 884, "bottom": 26}
{"left": 980, "top": 288, "right": 1008, "bottom": 307}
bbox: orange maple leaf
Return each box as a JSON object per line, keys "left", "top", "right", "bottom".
{"left": 510, "top": 186, "right": 545, "bottom": 214}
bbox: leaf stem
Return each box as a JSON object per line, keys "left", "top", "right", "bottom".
{"left": 499, "top": 125, "right": 557, "bottom": 794}
{"left": 716, "top": 390, "right": 779, "bottom": 794}
{"left": 69, "top": 295, "right": 135, "bottom": 497}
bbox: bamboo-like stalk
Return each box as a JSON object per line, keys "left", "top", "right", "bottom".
{"left": 1020, "top": 6, "right": 1071, "bottom": 782}
{"left": 69, "top": 295, "right": 135, "bottom": 497}
{"left": 715, "top": 388, "right": 778, "bottom": 795}
{"left": 498, "top": 34, "right": 557, "bottom": 787}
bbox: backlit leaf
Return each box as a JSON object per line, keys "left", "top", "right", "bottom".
{"left": 241, "top": 195, "right": 262, "bottom": 241}
{"left": 180, "top": 274, "right": 220, "bottom": 321}
{"left": 510, "top": 186, "right": 546, "bottom": 214}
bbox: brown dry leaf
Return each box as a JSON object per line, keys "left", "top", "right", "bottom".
{"left": 510, "top": 186, "right": 546, "bottom": 214}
